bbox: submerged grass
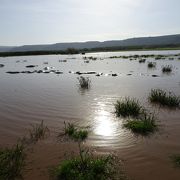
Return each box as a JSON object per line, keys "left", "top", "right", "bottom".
{"left": 124, "top": 113, "right": 157, "bottom": 135}
{"left": 162, "top": 65, "right": 172, "bottom": 73}
{"left": 114, "top": 97, "right": 143, "bottom": 117}
{"left": 77, "top": 76, "right": 91, "bottom": 89}
{"left": 148, "top": 62, "right": 156, "bottom": 68}
{"left": 63, "top": 122, "right": 88, "bottom": 141}
{"left": 170, "top": 154, "right": 180, "bottom": 168}
{"left": 139, "top": 59, "right": 146, "bottom": 63}
{"left": 0, "top": 121, "right": 49, "bottom": 180}
{"left": 0, "top": 143, "right": 25, "bottom": 180}
{"left": 28, "top": 120, "right": 49, "bottom": 144}
{"left": 149, "top": 89, "right": 180, "bottom": 108}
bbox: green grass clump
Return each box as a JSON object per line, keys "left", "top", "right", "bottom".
{"left": 78, "top": 76, "right": 91, "bottom": 89}
{"left": 124, "top": 113, "right": 157, "bottom": 135}
{"left": 55, "top": 122, "right": 124, "bottom": 180}
{"left": 170, "top": 154, "right": 180, "bottom": 168}
{"left": 63, "top": 122, "right": 88, "bottom": 141}
{"left": 148, "top": 62, "right": 156, "bottom": 68}
{"left": 54, "top": 155, "right": 114, "bottom": 180}
{"left": 149, "top": 89, "right": 180, "bottom": 108}
{"left": 115, "top": 97, "right": 143, "bottom": 117}
{"left": 0, "top": 144, "right": 25, "bottom": 180}
{"left": 162, "top": 65, "right": 172, "bottom": 73}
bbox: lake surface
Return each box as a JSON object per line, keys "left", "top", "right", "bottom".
{"left": 0, "top": 50, "right": 180, "bottom": 180}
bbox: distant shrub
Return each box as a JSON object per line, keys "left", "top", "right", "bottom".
{"left": 148, "top": 62, "right": 156, "bottom": 68}
{"left": 139, "top": 59, "right": 146, "bottom": 63}
{"left": 162, "top": 65, "right": 172, "bottom": 73}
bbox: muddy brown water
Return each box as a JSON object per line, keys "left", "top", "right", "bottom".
{"left": 0, "top": 50, "right": 180, "bottom": 180}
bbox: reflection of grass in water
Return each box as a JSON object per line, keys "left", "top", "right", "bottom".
{"left": 114, "top": 97, "right": 143, "bottom": 117}
{"left": 170, "top": 154, "right": 180, "bottom": 168}
{"left": 0, "top": 144, "right": 25, "bottom": 179}
{"left": 124, "top": 113, "right": 157, "bottom": 136}
{"left": 149, "top": 89, "right": 180, "bottom": 108}
{"left": 55, "top": 122, "right": 125, "bottom": 180}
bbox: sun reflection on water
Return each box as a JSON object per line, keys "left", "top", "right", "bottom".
{"left": 95, "top": 110, "right": 115, "bottom": 137}
{"left": 93, "top": 101, "right": 117, "bottom": 137}
{"left": 90, "top": 99, "right": 134, "bottom": 149}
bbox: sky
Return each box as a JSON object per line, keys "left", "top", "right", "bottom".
{"left": 0, "top": 0, "right": 180, "bottom": 46}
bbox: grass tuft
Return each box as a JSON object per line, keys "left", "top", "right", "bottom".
{"left": 54, "top": 155, "right": 115, "bottom": 180}
{"left": 28, "top": 120, "right": 49, "bottom": 144}
{"left": 0, "top": 143, "right": 25, "bottom": 180}
{"left": 149, "top": 89, "right": 180, "bottom": 108}
{"left": 114, "top": 97, "right": 143, "bottom": 117}
{"left": 124, "top": 113, "right": 157, "bottom": 135}
{"left": 148, "top": 62, "right": 156, "bottom": 68}
{"left": 162, "top": 65, "right": 172, "bottom": 73}
{"left": 63, "top": 122, "right": 88, "bottom": 141}
{"left": 77, "top": 76, "right": 91, "bottom": 89}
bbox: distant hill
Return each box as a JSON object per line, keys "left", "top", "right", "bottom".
{"left": 1, "top": 34, "right": 180, "bottom": 52}
{"left": 0, "top": 46, "right": 16, "bottom": 52}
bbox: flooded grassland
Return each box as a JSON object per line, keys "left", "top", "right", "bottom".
{"left": 0, "top": 50, "right": 180, "bottom": 180}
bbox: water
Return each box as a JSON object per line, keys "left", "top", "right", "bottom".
{"left": 0, "top": 50, "right": 180, "bottom": 180}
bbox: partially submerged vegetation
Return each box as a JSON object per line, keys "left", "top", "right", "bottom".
{"left": 0, "top": 121, "right": 49, "bottom": 179}
{"left": 170, "top": 154, "right": 180, "bottom": 168}
{"left": 124, "top": 113, "right": 157, "bottom": 135}
{"left": 77, "top": 76, "right": 91, "bottom": 89}
{"left": 139, "top": 59, "right": 146, "bottom": 63}
{"left": 162, "top": 65, "right": 173, "bottom": 73}
{"left": 28, "top": 120, "right": 49, "bottom": 144}
{"left": 54, "top": 122, "right": 121, "bottom": 180}
{"left": 149, "top": 89, "right": 180, "bottom": 108}
{"left": 115, "top": 97, "right": 158, "bottom": 135}
{"left": 114, "top": 97, "right": 143, "bottom": 117}
{"left": 148, "top": 62, "right": 156, "bottom": 68}
{"left": 54, "top": 155, "right": 115, "bottom": 180}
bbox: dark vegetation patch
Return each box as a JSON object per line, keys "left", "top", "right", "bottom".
{"left": 149, "top": 89, "right": 180, "bottom": 108}
{"left": 114, "top": 97, "right": 143, "bottom": 117}
{"left": 77, "top": 76, "right": 91, "bottom": 89}
{"left": 124, "top": 113, "right": 157, "bottom": 135}
{"left": 162, "top": 65, "right": 172, "bottom": 73}
{"left": 54, "top": 122, "right": 125, "bottom": 180}
{"left": 148, "top": 62, "right": 156, "bottom": 68}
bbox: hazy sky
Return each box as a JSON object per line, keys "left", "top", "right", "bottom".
{"left": 0, "top": 0, "right": 180, "bottom": 45}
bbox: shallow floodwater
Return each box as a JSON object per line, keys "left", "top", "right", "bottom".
{"left": 0, "top": 50, "right": 180, "bottom": 180}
